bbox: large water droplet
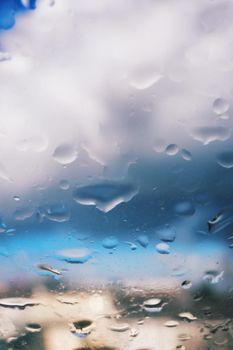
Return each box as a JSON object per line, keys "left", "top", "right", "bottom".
{"left": 216, "top": 151, "right": 233, "bottom": 168}
{"left": 213, "top": 98, "right": 229, "bottom": 115}
{"left": 53, "top": 143, "right": 77, "bottom": 165}
{"left": 102, "top": 236, "right": 119, "bottom": 249}
{"left": 73, "top": 180, "right": 138, "bottom": 212}
{"left": 190, "top": 126, "right": 231, "bottom": 145}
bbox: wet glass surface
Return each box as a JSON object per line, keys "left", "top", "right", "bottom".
{"left": 0, "top": 0, "right": 233, "bottom": 349}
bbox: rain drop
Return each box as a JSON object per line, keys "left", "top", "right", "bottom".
{"left": 53, "top": 143, "right": 77, "bottom": 165}
{"left": 156, "top": 242, "right": 170, "bottom": 254}
{"left": 216, "top": 151, "right": 233, "bottom": 168}
{"left": 165, "top": 144, "right": 179, "bottom": 156}
{"left": 102, "top": 236, "right": 119, "bottom": 249}
{"left": 213, "top": 98, "right": 229, "bottom": 115}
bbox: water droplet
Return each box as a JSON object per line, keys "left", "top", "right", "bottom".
{"left": 13, "top": 207, "right": 34, "bottom": 221}
{"left": 25, "top": 323, "right": 42, "bottom": 333}
{"left": 38, "top": 203, "right": 70, "bottom": 223}
{"left": 124, "top": 241, "right": 137, "bottom": 250}
{"left": 164, "top": 320, "right": 179, "bottom": 327}
{"left": 178, "top": 312, "right": 197, "bottom": 321}
{"left": 176, "top": 345, "right": 186, "bottom": 350}
{"left": 102, "top": 236, "right": 119, "bottom": 249}
{"left": 53, "top": 143, "right": 77, "bottom": 165}
{"left": 55, "top": 248, "right": 92, "bottom": 264}
{"left": 37, "top": 263, "right": 61, "bottom": 276}
{"left": 174, "top": 201, "right": 195, "bottom": 216}
{"left": 0, "top": 298, "right": 40, "bottom": 309}
{"left": 56, "top": 296, "right": 79, "bottom": 305}
{"left": 190, "top": 126, "right": 231, "bottom": 145}
{"left": 203, "top": 270, "right": 224, "bottom": 284}
{"left": 157, "top": 225, "right": 176, "bottom": 242}
{"left": 181, "top": 280, "right": 192, "bottom": 289}
{"left": 73, "top": 181, "right": 138, "bottom": 212}
{"left": 130, "top": 328, "right": 139, "bottom": 337}
{"left": 136, "top": 235, "right": 149, "bottom": 248}
{"left": 13, "top": 196, "right": 20, "bottom": 201}
{"left": 213, "top": 98, "right": 229, "bottom": 115}
{"left": 216, "top": 151, "right": 233, "bottom": 168}
{"left": 165, "top": 144, "right": 179, "bottom": 156}
{"left": 59, "top": 179, "right": 70, "bottom": 190}
{"left": 181, "top": 149, "right": 192, "bottom": 161}
{"left": 207, "top": 209, "right": 233, "bottom": 233}
{"left": 143, "top": 298, "right": 165, "bottom": 313}
{"left": 156, "top": 242, "right": 170, "bottom": 254}
{"left": 109, "top": 323, "right": 129, "bottom": 332}
{"left": 70, "top": 320, "right": 93, "bottom": 338}
{"left": 178, "top": 333, "right": 192, "bottom": 341}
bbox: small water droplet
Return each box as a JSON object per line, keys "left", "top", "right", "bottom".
{"left": 165, "top": 144, "right": 179, "bottom": 156}
{"left": 164, "top": 320, "right": 179, "bottom": 327}
{"left": 157, "top": 225, "right": 176, "bottom": 242}
{"left": 70, "top": 320, "right": 93, "bottom": 338}
{"left": 207, "top": 209, "right": 233, "bottom": 233}
{"left": 213, "top": 98, "right": 229, "bottom": 115}
{"left": 53, "top": 143, "right": 77, "bottom": 165}
{"left": 216, "top": 151, "right": 233, "bottom": 168}
{"left": 13, "top": 196, "right": 20, "bottom": 201}
{"left": 59, "top": 179, "right": 70, "bottom": 190}
{"left": 102, "top": 236, "right": 118, "bottom": 249}
{"left": 178, "top": 312, "right": 197, "bottom": 321}
{"left": 181, "top": 280, "right": 192, "bottom": 289}
{"left": 143, "top": 298, "right": 165, "bottom": 313}
{"left": 156, "top": 242, "right": 170, "bottom": 254}
{"left": 25, "top": 323, "right": 42, "bottom": 333}
{"left": 55, "top": 248, "right": 92, "bottom": 264}
{"left": 130, "top": 328, "right": 139, "bottom": 337}
{"left": 109, "top": 323, "right": 129, "bottom": 332}
{"left": 136, "top": 235, "right": 149, "bottom": 248}
{"left": 37, "top": 263, "right": 61, "bottom": 276}
{"left": 181, "top": 149, "right": 192, "bottom": 161}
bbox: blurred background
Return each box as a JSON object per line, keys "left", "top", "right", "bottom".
{"left": 0, "top": 0, "right": 233, "bottom": 349}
